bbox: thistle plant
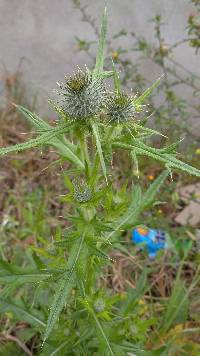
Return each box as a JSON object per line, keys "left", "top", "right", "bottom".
{"left": 0, "top": 6, "right": 200, "bottom": 355}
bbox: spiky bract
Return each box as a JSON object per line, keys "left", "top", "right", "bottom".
{"left": 106, "top": 93, "right": 135, "bottom": 123}
{"left": 56, "top": 69, "right": 107, "bottom": 120}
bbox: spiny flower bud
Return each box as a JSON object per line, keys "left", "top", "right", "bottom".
{"left": 93, "top": 298, "right": 105, "bottom": 313}
{"left": 73, "top": 179, "right": 92, "bottom": 203}
{"left": 106, "top": 93, "right": 135, "bottom": 123}
{"left": 56, "top": 68, "right": 107, "bottom": 120}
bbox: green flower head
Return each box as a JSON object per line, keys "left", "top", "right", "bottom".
{"left": 73, "top": 179, "right": 92, "bottom": 203}
{"left": 106, "top": 93, "right": 136, "bottom": 123}
{"left": 56, "top": 68, "right": 107, "bottom": 120}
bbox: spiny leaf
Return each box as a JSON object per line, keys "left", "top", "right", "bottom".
{"left": 91, "top": 121, "right": 107, "bottom": 183}
{"left": 17, "top": 105, "right": 75, "bottom": 151}
{"left": 158, "top": 138, "right": 184, "bottom": 153}
{"left": 132, "top": 123, "right": 167, "bottom": 138}
{"left": 0, "top": 298, "right": 46, "bottom": 327}
{"left": 112, "top": 141, "right": 200, "bottom": 177}
{"left": 48, "top": 99, "right": 70, "bottom": 122}
{"left": 134, "top": 74, "right": 164, "bottom": 110}
{"left": 107, "top": 186, "right": 142, "bottom": 240}
{"left": 107, "top": 171, "right": 168, "bottom": 240}
{"left": 0, "top": 259, "right": 51, "bottom": 284}
{"left": 43, "top": 234, "right": 85, "bottom": 342}
{"left": 90, "top": 247, "right": 114, "bottom": 262}
{"left": 0, "top": 124, "right": 69, "bottom": 155}
{"left": 0, "top": 271, "right": 51, "bottom": 284}
{"left": 93, "top": 5, "right": 108, "bottom": 78}
{"left": 142, "top": 169, "right": 169, "bottom": 207}
{"left": 112, "top": 59, "right": 121, "bottom": 95}
{"left": 16, "top": 104, "right": 51, "bottom": 130}
{"left": 99, "top": 70, "right": 113, "bottom": 79}
{"left": 16, "top": 105, "right": 84, "bottom": 169}
{"left": 131, "top": 150, "right": 139, "bottom": 177}
{"left": 0, "top": 119, "right": 84, "bottom": 170}
{"left": 0, "top": 126, "right": 69, "bottom": 155}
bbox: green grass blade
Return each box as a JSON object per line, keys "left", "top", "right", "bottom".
{"left": 91, "top": 121, "right": 107, "bottom": 183}
{"left": 161, "top": 267, "right": 200, "bottom": 334}
{"left": 43, "top": 234, "right": 85, "bottom": 342}
{"left": 161, "top": 279, "right": 187, "bottom": 333}
{"left": 93, "top": 5, "right": 108, "bottom": 78}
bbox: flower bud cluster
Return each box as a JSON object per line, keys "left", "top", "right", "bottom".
{"left": 55, "top": 68, "right": 136, "bottom": 124}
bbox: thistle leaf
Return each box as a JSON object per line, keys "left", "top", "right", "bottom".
{"left": 134, "top": 75, "right": 164, "bottom": 111}
{"left": 112, "top": 59, "right": 121, "bottom": 95}
{"left": 91, "top": 121, "right": 107, "bottom": 183}
{"left": 113, "top": 141, "right": 200, "bottom": 177}
{"left": 17, "top": 105, "right": 76, "bottom": 150}
{"left": 99, "top": 70, "right": 113, "bottom": 79}
{"left": 131, "top": 150, "right": 139, "bottom": 177}
{"left": 107, "top": 171, "right": 168, "bottom": 239}
{"left": 43, "top": 234, "right": 85, "bottom": 342}
{"left": 0, "top": 259, "right": 52, "bottom": 285}
{"left": 93, "top": 5, "right": 108, "bottom": 78}
{"left": 0, "top": 272, "right": 51, "bottom": 284}
{"left": 16, "top": 105, "right": 51, "bottom": 130}
{"left": 158, "top": 139, "right": 184, "bottom": 153}
{"left": 133, "top": 123, "right": 167, "bottom": 138}
{"left": 0, "top": 108, "right": 85, "bottom": 169}
{"left": 90, "top": 247, "right": 114, "bottom": 262}
{"left": 142, "top": 170, "right": 169, "bottom": 207}
{"left": 0, "top": 125, "right": 68, "bottom": 155}
{"left": 0, "top": 298, "right": 46, "bottom": 327}
{"left": 107, "top": 186, "right": 142, "bottom": 240}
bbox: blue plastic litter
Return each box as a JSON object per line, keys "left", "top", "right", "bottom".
{"left": 132, "top": 227, "right": 168, "bottom": 258}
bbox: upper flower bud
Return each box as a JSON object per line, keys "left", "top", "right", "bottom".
{"left": 106, "top": 93, "right": 136, "bottom": 123}
{"left": 56, "top": 69, "right": 107, "bottom": 121}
